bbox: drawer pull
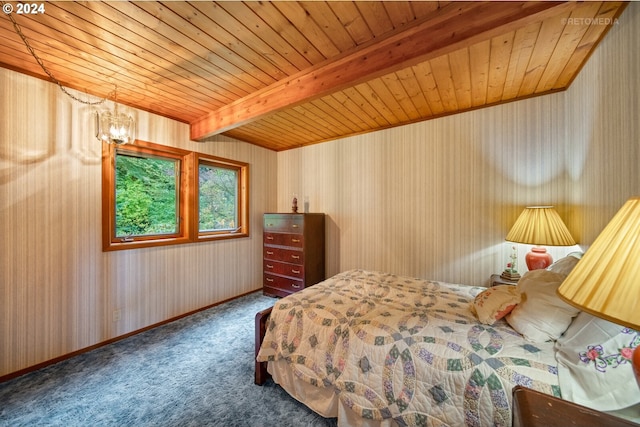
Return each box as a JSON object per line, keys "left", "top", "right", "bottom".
{"left": 291, "top": 238, "right": 301, "bottom": 243}
{"left": 266, "top": 277, "right": 274, "bottom": 282}
{"left": 291, "top": 255, "right": 300, "bottom": 260}
{"left": 266, "top": 251, "right": 274, "bottom": 255}
{"left": 292, "top": 283, "right": 301, "bottom": 289}
{"left": 292, "top": 224, "right": 299, "bottom": 228}
{"left": 291, "top": 269, "right": 300, "bottom": 274}
{"left": 266, "top": 264, "right": 274, "bottom": 269}
{"left": 267, "top": 223, "right": 274, "bottom": 227}
{"left": 267, "top": 236, "right": 274, "bottom": 240}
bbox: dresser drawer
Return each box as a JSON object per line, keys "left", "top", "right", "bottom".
{"left": 263, "top": 247, "right": 304, "bottom": 265}
{"left": 264, "top": 232, "right": 304, "bottom": 248}
{"left": 264, "top": 273, "right": 304, "bottom": 293}
{"left": 263, "top": 214, "right": 304, "bottom": 233}
{"left": 263, "top": 260, "right": 304, "bottom": 279}
{"left": 262, "top": 213, "right": 325, "bottom": 297}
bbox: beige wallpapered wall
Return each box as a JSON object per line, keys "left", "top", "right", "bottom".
{"left": 1, "top": 3, "right": 638, "bottom": 378}
{"left": 0, "top": 72, "right": 277, "bottom": 377}
{"left": 276, "top": 3, "right": 639, "bottom": 286}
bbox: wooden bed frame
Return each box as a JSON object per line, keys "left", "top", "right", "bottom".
{"left": 254, "top": 306, "right": 273, "bottom": 385}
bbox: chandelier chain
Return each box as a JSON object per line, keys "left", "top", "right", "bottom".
{"left": 5, "top": 6, "right": 109, "bottom": 106}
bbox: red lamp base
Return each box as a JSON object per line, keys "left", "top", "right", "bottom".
{"left": 525, "top": 246, "right": 553, "bottom": 270}
{"left": 634, "top": 345, "right": 640, "bottom": 389}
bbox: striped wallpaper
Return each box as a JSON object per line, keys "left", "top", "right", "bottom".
{"left": 0, "top": 72, "right": 277, "bottom": 377}
{"left": 276, "top": 3, "right": 640, "bottom": 285}
{"left": 1, "top": 3, "right": 639, "bottom": 378}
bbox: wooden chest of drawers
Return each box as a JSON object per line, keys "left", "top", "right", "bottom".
{"left": 263, "top": 213, "right": 325, "bottom": 298}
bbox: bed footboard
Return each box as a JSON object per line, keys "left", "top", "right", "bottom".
{"left": 254, "top": 306, "right": 273, "bottom": 385}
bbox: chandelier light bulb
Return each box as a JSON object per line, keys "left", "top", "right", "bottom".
{"left": 96, "top": 108, "right": 135, "bottom": 145}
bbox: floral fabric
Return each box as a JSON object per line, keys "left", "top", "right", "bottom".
{"left": 258, "top": 270, "right": 560, "bottom": 427}
{"left": 555, "top": 311, "right": 640, "bottom": 411}
{"left": 471, "top": 285, "right": 521, "bottom": 325}
{"left": 580, "top": 328, "right": 639, "bottom": 372}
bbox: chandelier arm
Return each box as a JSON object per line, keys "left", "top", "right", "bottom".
{"left": 4, "top": 6, "right": 108, "bottom": 106}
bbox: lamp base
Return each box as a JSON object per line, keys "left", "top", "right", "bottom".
{"left": 525, "top": 246, "right": 553, "bottom": 270}
{"left": 634, "top": 345, "right": 640, "bottom": 389}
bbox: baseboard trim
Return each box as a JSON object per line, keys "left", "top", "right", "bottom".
{"left": 0, "top": 289, "right": 263, "bottom": 384}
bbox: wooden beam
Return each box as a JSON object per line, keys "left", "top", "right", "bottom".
{"left": 190, "top": 1, "right": 576, "bottom": 141}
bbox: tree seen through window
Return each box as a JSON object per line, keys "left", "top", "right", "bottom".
{"left": 115, "top": 153, "right": 179, "bottom": 237}
{"left": 199, "top": 163, "right": 238, "bottom": 232}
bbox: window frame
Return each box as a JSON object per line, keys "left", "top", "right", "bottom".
{"left": 102, "top": 139, "right": 249, "bottom": 251}
{"left": 194, "top": 153, "right": 250, "bottom": 243}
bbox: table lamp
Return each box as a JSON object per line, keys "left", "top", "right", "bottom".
{"left": 557, "top": 197, "right": 640, "bottom": 387}
{"left": 506, "top": 206, "right": 576, "bottom": 270}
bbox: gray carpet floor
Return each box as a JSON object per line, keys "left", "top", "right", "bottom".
{"left": 0, "top": 291, "right": 339, "bottom": 427}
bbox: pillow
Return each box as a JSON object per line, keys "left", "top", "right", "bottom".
{"left": 505, "top": 269, "right": 580, "bottom": 342}
{"left": 546, "top": 252, "right": 582, "bottom": 277}
{"left": 555, "top": 311, "right": 640, "bottom": 411}
{"left": 471, "top": 285, "right": 521, "bottom": 325}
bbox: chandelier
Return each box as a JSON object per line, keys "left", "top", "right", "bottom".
{"left": 7, "top": 8, "right": 135, "bottom": 145}
{"left": 95, "top": 90, "right": 135, "bottom": 145}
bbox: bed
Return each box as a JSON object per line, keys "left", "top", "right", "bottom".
{"left": 255, "top": 265, "right": 640, "bottom": 426}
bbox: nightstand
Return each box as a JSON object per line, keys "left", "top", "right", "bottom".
{"left": 490, "top": 273, "right": 519, "bottom": 287}
{"left": 512, "top": 386, "right": 640, "bottom": 427}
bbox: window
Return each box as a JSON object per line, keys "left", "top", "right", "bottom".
{"left": 102, "top": 140, "right": 249, "bottom": 251}
{"left": 196, "top": 153, "right": 249, "bottom": 241}
{"left": 115, "top": 151, "right": 181, "bottom": 238}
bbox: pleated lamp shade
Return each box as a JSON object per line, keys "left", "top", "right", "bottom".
{"left": 557, "top": 197, "right": 640, "bottom": 387}
{"left": 506, "top": 206, "right": 576, "bottom": 270}
{"left": 557, "top": 197, "right": 640, "bottom": 330}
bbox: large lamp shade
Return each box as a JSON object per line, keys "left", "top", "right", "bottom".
{"left": 557, "top": 197, "right": 640, "bottom": 386}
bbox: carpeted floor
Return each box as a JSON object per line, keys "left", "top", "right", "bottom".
{"left": 0, "top": 291, "right": 338, "bottom": 427}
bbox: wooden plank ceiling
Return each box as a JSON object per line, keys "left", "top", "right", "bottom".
{"left": 0, "top": 1, "right": 627, "bottom": 151}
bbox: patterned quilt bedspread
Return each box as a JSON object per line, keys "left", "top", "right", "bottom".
{"left": 257, "top": 270, "right": 560, "bottom": 426}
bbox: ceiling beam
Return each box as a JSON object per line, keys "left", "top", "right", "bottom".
{"left": 190, "top": 1, "right": 575, "bottom": 141}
